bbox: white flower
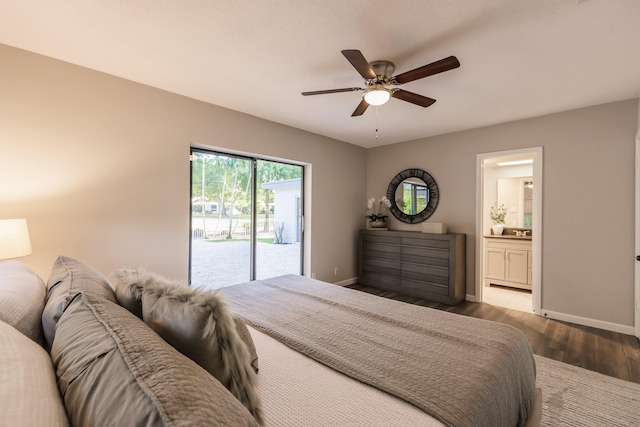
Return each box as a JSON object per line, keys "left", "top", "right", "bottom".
{"left": 490, "top": 203, "right": 508, "bottom": 224}
{"left": 367, "top": 198, "right": 375, "bottom": 210}
{"left": 366, "top": 196, "right": 391, "bottom": 219}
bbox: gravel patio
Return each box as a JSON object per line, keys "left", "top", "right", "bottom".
{"left": 190, "top": 239, "right": 301, "bottom": 290}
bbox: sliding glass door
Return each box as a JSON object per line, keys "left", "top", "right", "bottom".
{"left": 255, "top": 159, "right": 303, "bottom": 280}
{"left": 190, "top": 149, "right": 303, "bottom": 289}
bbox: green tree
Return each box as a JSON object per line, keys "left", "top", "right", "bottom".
{"left": 214, "top": 156, "right": 251, "bottom": 239}
{"left": 257, "top": 161, "right": 302, "bottom": 232}
{"left": 192, "top": 153, "right": 301, "bottom": 239}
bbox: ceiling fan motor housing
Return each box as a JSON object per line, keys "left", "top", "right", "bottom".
{"left": 368, "top": 60, "right": 395, "bottom": 85}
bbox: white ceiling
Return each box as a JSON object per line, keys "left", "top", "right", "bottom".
{"left": 1, "top": 1, "right": 639, "bottom": 148}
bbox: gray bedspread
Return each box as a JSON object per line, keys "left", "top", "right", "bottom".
{"left": 220, "top": 275, "right": 536, "bottom": 427}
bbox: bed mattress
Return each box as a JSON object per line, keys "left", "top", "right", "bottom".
{"left": 221, "top": 275, "right": 539, "bottom": 427}
{"left": 250, "top": 325, "right": 443, "bottom": 426}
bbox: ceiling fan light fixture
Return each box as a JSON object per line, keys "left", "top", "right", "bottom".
{"left": 363, "top": 85, "right": 391, "bottom": 106}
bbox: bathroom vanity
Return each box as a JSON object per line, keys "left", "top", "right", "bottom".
{"left": 483, "top": 235, "right": 532, "bottom": 290}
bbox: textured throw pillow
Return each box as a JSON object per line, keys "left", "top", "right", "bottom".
{"left": 0, "top": 260, "right": 46, "bottom": 344}
{"left": 51, "top": 292, "right": 258, "bottom": 427}
{"left": 113, "top": 267, "right": 259, "bottom": 372}
{"left": 42, "top": 256, "right": 116, "bottom": 349}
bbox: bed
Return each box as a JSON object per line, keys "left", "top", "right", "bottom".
{"left": 1, "top": 259, "right": 540, "bottom": 426}
{"left": 220, "top": 274, "right": 541, "bottom": 427}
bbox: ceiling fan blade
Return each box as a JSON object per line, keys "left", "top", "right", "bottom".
{"left": 341, "top": 50, "right": 377, "bottom": 80}
{"left": 392, "top": 56, "right": 460, "bottom": 85}
{"left": 351, "top": 99, "right": 369, "bottom": 116}
{"left": 302, "top": 87, "right": 362, "bottom": 96}
{"left": 392, "top": 89, "right": 436, "bottom": 108}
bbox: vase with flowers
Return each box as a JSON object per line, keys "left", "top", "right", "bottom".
{"left": 366, "top": 196, "right": 391, "bottom": 228}
{"left": 489, "top": 203, "right": 507, "bottom": 235}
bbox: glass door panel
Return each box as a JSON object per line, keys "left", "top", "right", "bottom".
{"left": 190, "top": 151, "right": 253, "bottom": 290}
{"left": 255, "top": 160, "right": 303, "bottom": 280}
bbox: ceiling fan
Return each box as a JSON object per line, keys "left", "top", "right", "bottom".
{"left": 302, "top": 49, "right": 460, "bottom": 117}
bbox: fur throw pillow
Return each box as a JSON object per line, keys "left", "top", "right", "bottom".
{"left": 112, "top": 267, "right": 262, "bottom": 424}
{"left": 113, "top": 267, "right": 258, "bottom": 372}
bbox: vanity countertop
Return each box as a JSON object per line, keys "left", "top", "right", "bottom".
{"left": 484, "top": 234, "right": 532, "bottom": 241}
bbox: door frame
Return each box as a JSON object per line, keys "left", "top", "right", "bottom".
{"left": 475, "top": 146, "right": 543, "bottom": 314}
{"left": 635, "top": 124, "right": 640, "bottom": 339}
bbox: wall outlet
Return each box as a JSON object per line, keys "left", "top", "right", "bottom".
{"left": 334, "top": 267, "right": 339, "bottom": 276}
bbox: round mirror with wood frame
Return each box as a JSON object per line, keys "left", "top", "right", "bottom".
{"left": 386, "top": 168, "right": 439, "bottom": 224}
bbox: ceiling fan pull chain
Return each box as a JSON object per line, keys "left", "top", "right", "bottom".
{"left": 375, "top": 106, "right": 379, "bottom": 140}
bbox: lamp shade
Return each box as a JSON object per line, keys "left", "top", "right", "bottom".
{"left": 0, "top": 219, "right": 32, "bottom": 259}
{"left": 363, "top": 85, "right": 391, "bottom": 106}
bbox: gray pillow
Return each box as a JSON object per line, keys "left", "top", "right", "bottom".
{"left": 0, "top": 260, "right": 46, "bottom": 344}
{"left": 42, "top": 256, "right": 116, "bottom": 349}
{"left": 113, "top": 267, "right": 259, "bottom": 372}
{"left": 142, "top": 282, "right": 263, "bottom": 424}
{"left": 51, "top": 292, "right": 259, "bottom": 427}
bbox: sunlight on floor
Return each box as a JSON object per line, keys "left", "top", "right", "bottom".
{"left": 483, "top": 285, "right": 533, "bottom": 313}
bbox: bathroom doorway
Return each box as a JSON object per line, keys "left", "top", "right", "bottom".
{"left": 476, "top": 147, "right": 542, "bottom": 314}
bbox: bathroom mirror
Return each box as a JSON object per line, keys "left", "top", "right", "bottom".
{"left": 497, "top": 176, "right": 533, "bottom": 228}
{"left": 386, "top": 168, "right": 439, "bottom": 224}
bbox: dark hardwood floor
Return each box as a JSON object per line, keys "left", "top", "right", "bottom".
{"left": 346, "top": 284, "right": 640, "bottom": 384}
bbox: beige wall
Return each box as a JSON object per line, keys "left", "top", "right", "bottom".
{"left": 367, "top": 99, "right": 638, "bottom": 328}
{"left": 0, "top": 44, "right": 366, "bottom": 285}
{"left": 2, "top": 43, "right": 637, "bottom": 331}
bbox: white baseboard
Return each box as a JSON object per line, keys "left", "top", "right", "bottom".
{"left": 334, "top": 277, "right": 358, "bottom": 287}
{"left": 347, "top": 286, "right": 633, "bottom": 336}
{"left": 541, "top": 309, "right": 635, "bottom": 336}
{"left": 464, "top": 296, "right": 633, "bottom": 335}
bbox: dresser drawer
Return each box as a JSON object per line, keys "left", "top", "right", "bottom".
{"left": 362, "top": 257, "right": 401, "bottom": 276}
{"left": 360, "top": 272, "right": 399, "bottom": 290}
{"left": 401, "top": 279, "right": 449, "bottom": 297}
{"left": 402, "top": 237, "right": 450, "bottom": 249}
{"left": 402, "top": 263, "right": 448, "bottom": 286}
{"left": 363, "top": 241, "right": 401, "bottom": 258}
{"left": 363, "top": 249, "right": 401, "bottom": 263}
{"left": 402, "top": 246, "right": 449, "bottom": 267}
{"left": 362, "top": 234, "right": 401, "bottom": 246}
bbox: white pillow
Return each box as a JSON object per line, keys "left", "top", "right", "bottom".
{"left": 0, "top": 320, "right": 69, "bottom": 426}
{"left": 0, "top": 260, "right": 45, "bottom": 344}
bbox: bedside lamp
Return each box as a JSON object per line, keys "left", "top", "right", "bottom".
{"left": 0, "top": 219, "right": 32, "bottom": 259}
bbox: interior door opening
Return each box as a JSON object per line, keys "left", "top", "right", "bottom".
{"left": 476, "top": 147, "right": 542, "bottom": 315}
{"left": 189, "top": 149, "right": 303, "bottom": 289}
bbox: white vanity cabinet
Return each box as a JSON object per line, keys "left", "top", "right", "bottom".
{"left": 483, "top": 237, "right": 532, "bottom": 290}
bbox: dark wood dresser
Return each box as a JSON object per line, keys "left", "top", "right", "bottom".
{"left": 358, "top": 229, "right": 466, "bottom": 305}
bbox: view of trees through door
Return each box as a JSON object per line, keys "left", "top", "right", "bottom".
{"left": 190, "top": 149, "right": 303, "bottom": 289}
